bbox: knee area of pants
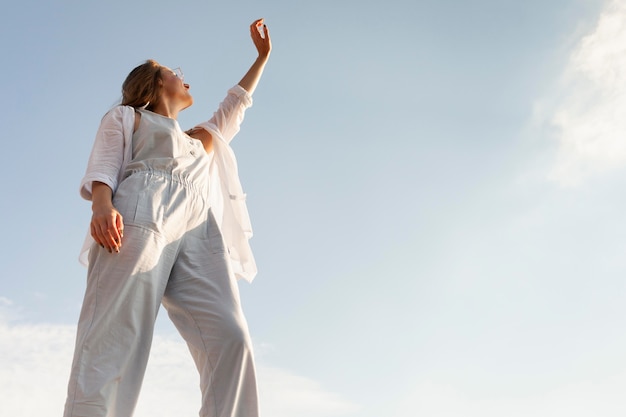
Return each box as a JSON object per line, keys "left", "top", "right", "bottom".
{"left": 218, "top": 319, "right": 252, "bottom": 351}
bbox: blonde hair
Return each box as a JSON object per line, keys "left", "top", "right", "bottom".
{"left": 121, "top": 59, "right": 162, "bottom": 109}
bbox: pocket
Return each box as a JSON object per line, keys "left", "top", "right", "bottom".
{"left": 113, "top": 175, "right": 162, "bottom": 231}
{"left": 112, "top": 181, "right": 139, "bottom": 224}
{"left": 230, "top": 194, "right": 252, "bottom": 236}
{"left": 206, "top": 209, "right": 226, "bottom": 254}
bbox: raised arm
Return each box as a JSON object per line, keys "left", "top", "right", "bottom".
{"left": 190, "top": 19, "right": 271, "bottom": 151}
{"left": 238, "top": 18, "right": 272, "bottom": 95}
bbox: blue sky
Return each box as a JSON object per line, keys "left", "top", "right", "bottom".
{"left": 3, "top": 0, "right": 626, "bottom": 416}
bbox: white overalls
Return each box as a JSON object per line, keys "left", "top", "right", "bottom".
{"left": 64, "top": 107, "right": 259, "bottom": 417}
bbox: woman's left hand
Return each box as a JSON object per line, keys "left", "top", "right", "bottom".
{"left": 250, "top": 18, "right": 271, "bottom": 60}
{"left": 238, "top": 19, "right": 272, "bottom": 94}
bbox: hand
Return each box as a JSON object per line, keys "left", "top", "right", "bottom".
{"left": 90, "top": 202, "right": 124, "bottom": 253}
{"left": 238, "top": 19, "right": 271, "bottom": 94}
{"left": 250, "top": 18, "right": 271, "bottom": 60}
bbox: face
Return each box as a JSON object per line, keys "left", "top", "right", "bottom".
{"left": 159, "top": 66, "right": 193, "bottom": 109}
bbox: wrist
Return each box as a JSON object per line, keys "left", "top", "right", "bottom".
{"left": 256, "top": 53, "right": 270, "bottom": 63}
{"left": 92, "top": 200, "right": 113, "bottom": 212}
{"left": 91, "top": 182, "right": 113, "bottom": 209}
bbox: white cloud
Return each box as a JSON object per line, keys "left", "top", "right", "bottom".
{"left": 544, "top": 0, "right": 626, "bottom": 186}
{"left": 0, "top": 317, "right": 359, "bottom": 417}
{"left": 390, "top": 375, "right": 626, "bottom": 417}
{"left": 0, "top": 296, "right": 17, "bottom": 322}
{"left": 257, "top": 366, "right": 361, "bottom": 417}
{"left": 0, "top": 320, "right": 75, "bottom": 417}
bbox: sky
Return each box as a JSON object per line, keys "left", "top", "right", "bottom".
{"left": 2, "top": 0, "right": 626, "bottom": 416}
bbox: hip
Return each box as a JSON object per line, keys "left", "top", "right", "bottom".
{"left": 113, "top": 169, "right": 210, "bottom": 238}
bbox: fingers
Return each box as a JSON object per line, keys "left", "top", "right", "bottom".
{"left": 251, "top": 18, "right": 269, "bottom": 39}
{"left": 261, "top": 24, "right": 270, "bottom": 40}
{"left": 92, "top": 225, "right": 120, "bottom": 253}
{"left": 90, "top": 211, "right": 124, "bottom": 253}
{"left": 250, "top": 20, "right": 262, "bottom": 39}
{"left": 250, "top": 18, "right": 271, "bottom": 56}
{"left": 115, "top": 213, "right": 124, "bottom": 242}
{"left": 251, "top": 18, "right": 264, "bottom": 30}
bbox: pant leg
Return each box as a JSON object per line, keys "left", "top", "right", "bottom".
{"left": 162, "top": 210, "right": 259, "bottom": 417}
{"left": 64, "top": 225, "right": 177, "bottom": 417}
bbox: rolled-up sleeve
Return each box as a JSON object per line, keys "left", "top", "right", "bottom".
{"left": 79, "top": 107, "right": 126, "bottom": 200}
{"left": 194, "top": 85, "right": 253, "bottom": 144}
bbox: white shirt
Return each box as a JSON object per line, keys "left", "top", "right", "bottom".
{"left": 79, "top": 85, "right": 258, "bottom": 282}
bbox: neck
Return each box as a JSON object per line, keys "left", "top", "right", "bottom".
{"left": 149, "top": 100, "right": 182, "bottom": 119}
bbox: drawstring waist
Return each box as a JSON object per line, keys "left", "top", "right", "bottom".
{"left": 124, "top": 168, "right": 209, "bottom": 198}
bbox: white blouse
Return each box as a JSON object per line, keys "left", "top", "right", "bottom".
{"left": 78, "top": 85, "right": 258, "bottom": 282}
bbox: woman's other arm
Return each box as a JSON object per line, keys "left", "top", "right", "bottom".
{"left": 90, "top": 181, "right": 124, "bottom": 253}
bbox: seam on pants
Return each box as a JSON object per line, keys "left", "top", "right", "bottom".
{"left": 176, "top": 303, "right": 219, "bottom": 417}
{"left": 66, "top": 251, "right": 103, "bottom": 417}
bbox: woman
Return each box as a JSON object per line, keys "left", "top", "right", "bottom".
{"left": 64, "top": 19, "right": 271, "bottom": 417}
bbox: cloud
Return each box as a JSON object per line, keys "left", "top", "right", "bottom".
{"left": 544, "top": 0, "right": 626, "bottom": 186}
{"left": 0, "top": 296, "right": 18, "bottom": 322}
{"left": 0, "top": 316, "right": 359, "bottom": 417}
{"left": 0, "top": 320, "right": 75, "bottom": 417}
{"left": 390, "top": 376, "right": 626, "bottom": 417}
{"left": 257, "top": 367, "right": 361, "bottom": 417}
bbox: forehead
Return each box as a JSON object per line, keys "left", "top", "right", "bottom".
{"left": 160, "top": 66, "right": 182, "bottom": 81}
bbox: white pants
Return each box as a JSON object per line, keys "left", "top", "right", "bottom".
{"left": 64, "top": 171, "right": 259, "bottom": 417}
